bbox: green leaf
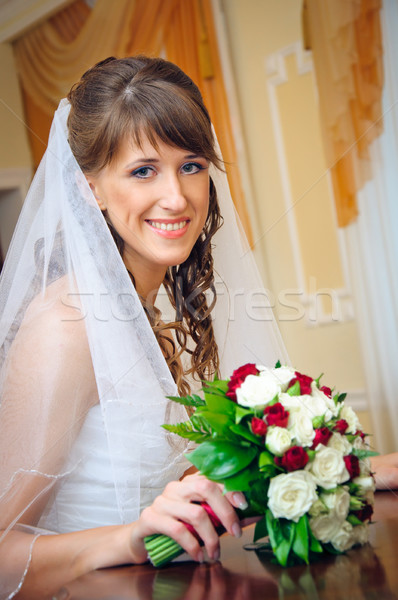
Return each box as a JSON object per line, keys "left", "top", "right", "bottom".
{"left": 337, "top": 393, "right": 347, "bottom": 403}
{"left": 292, "top": 515, "right": 309, "bottom": 564}
{"left": 312, "top": 415, "right": 325, "bottom": 429}
{"left": 275, "top": 360, "right": 282, "bottom": 369}
{"left": 203, "top": 391, "right": 236, "bottom": 418}
{"left": 202, "top": 379, "right": 230, "bottom": 400}
{"left": 254, "top": 516, "right": 268, "bottom": 542}
{"left": 187, "top": 440, "right": 257, "bottom": 481}
{"left": 229, "top": 423, "right": 264, "bottom": 446}
{"left": 190, "top": 413, "right": 212, "bottom": 434}
{"left": 193, "top": 410, "right": 235, "bottom": 438}
{"left": 166, "top": 393, "right": 206, "bottom": 407}
{"left": 287, "top": 381, "right": 301, "bottom": 396}
{"left": 306, "top": 450, "right": 316, "bottom": 462}
{"left": 308, "top": 528, "right": 323, "bottom": 554}
{"left": 266, "top": 511, "right": 295, "bottom": 566}
{"left": 222, "top": 463, "right": 259, "bottom": 492}
{"left": 351, "top": 448, "right": 379, "bottom": 459}
{"left": 235, "top": 405, "right": 254, "bottom": 424}
{"left": 314, "top": 373, "right": 324, "bottom": 388}
{"left": 259, "top": 451, "right": 275, "bottom": 469}
{"left": 162, "top": 422, "right": 209, "bottom": 443}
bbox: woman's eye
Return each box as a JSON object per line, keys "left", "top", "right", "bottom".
{"left": 181, "top": 162, "right": 203, "bottom": 174}
{"left": 131, "top": 166, "right": 154, "bottom": 178}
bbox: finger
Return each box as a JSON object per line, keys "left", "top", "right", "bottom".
{"left": 134, "top": 508, "right": 205, "bottom": 563}
{"left": 164, "top": 476, "right": 242, "bottom": 540}
{"left": 224, "top": 491, "right": 248, "bottom": 510}
{"left": 157, "top": 497, "right": 221, "bottom": 560}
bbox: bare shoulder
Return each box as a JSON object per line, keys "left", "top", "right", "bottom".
{"left": 7, "top": 276, "right": 96, "bottom": 399}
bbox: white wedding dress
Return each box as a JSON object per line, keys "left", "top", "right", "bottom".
{"left": 38, "top": 403, "right": 190, "bottom": 533}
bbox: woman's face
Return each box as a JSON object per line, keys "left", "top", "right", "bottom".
{"left": 86, "top": 134, "right": 210, "bottom": 296}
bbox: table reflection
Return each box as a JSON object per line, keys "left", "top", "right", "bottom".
{"left": 15, "top": 491, "right": 398, "bottom": 600}
{"left": 55, "top": 561, "right": 278, "bottom": 600}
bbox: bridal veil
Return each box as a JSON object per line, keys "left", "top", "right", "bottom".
{"left": 0, "top": 96, "right": 288, "bottom": 597}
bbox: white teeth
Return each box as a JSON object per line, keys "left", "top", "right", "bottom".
{"left": 148, "top": 220, "right": 187, "bottom": 231}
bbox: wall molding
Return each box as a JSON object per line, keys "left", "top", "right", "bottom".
{"left": 265, "top": 42, "right": 355, "bottom": 327}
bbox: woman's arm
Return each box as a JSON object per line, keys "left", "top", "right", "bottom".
{"left": 15, "top": 473, "right": 245, "bottom": 597}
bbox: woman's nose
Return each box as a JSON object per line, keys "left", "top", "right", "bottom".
{"left": 159, "top": 173, "right": 188, "bottom": 212}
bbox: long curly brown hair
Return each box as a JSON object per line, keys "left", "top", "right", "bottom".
{"left": 67, "top": 55, "right": 223, "bottom": 394}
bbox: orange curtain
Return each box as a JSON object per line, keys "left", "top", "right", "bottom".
{"left": 13, "top": 0, "right": 252, "bottom": 242}
{"left": 303, "top": 0, "right": 384, "bottom": 227}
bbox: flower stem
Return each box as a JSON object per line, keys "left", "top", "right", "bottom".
{"left": 144, "top": 534, "right": 185, "bottom": 567}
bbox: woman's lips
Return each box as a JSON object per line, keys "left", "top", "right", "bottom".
{"left": 145, "top": 219, "right": 190, "bottom": 238}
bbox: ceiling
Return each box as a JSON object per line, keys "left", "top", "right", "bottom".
{"left": 0, "top": 0, "right": 76, "bottom": 43}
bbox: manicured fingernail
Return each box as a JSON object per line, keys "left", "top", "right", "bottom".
{"left": 232, "top": 522, "right": 242, "bottom": 538}
{"left": 213, "top": 548, "right": 220, "bottom": 561}
{"left": 197, "top": 550, "right": 205, "bottom": 563}
{"left": 233, "top": 493, "right": 248, "bottom": 510}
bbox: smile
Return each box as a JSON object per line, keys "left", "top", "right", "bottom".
{"left": 146, "top": 220, "right": 188, "bottom": 231}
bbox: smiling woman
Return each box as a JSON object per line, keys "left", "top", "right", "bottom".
{"left": 85, "top": 139, "right": 210, "bottom": 299}
{"left": 0, "top": 55, "right": 287, "bottom": 599}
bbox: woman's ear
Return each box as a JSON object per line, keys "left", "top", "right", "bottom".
{"left": 85, "top": 175, "right": 106, "bottom": 211}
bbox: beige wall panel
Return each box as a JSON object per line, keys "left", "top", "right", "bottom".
{"left": 221, "top": 0, "right": 369, "bottom": 423}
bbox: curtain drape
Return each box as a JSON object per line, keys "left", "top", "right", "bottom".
{"left": 343, "top": 0, "right": 398, "bottom": 454}
{"left": 13, "top": 0, "right": 252, "bottom": 242}
{"left": 303, "top": 0, "right": 384, "bottom": 227}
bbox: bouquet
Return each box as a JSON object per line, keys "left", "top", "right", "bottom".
{"left": 145, "top": 362, "right": 377, "bottom": 567}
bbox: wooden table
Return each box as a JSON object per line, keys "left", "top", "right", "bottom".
{"left": 56, "top": 491, "right": 398, "bottom": 599}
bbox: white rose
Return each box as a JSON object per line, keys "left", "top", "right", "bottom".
{"left": 311, "top": 382, "right": 339, "bottom": 419}
{"left": 270, "top": 366, "right": 295, "bottom": 391}
{"left": 279, "top": 392, "right": 302, "bottom": 410}
{"left": 339, "top": 405, "right": 361, "bottom": 434}
{"left": 309, "top": 498, "right": 328, "bottom": 518}
{"left": 236, "top": 373, "right": 280, "bottom": 407}
{"left": 348, "top": 524, "right": 369, "bottom": 547}
{"left": 309, "top": 514, "right": 341, "bottom": 543}
{"left": 265, "top": 426, "right": 292, "bottom": 456}
{"left": 268, "top": 471, "right": 318, "bottom": 522}
{"left": 352, "top": 436, "right": 367, "bottom": 451}
{"left": 330, "top": 520, "right": 354, "bottom": 552}
{"left": 306, "top": 445, "right": 350, "bottom": 489}
{"left": 328, "top": 432, "right": 353, "bottom": 455}
{"left": 288, "top": 407, "right": 315, "bottom": 447}
{"left": 321, "top": 488, "right": 350, "bottom": 521}
{"left": 352, "top": 475, "right": 376, "bottom": 494}
{"left": 358, "top": 456, "right": 371, "bottom": 476}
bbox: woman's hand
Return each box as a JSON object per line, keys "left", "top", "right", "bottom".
{"left": 371, "top": 453, "right": 398, "bottom": 490}
{"left": 129, "top": 473, "right": 247, "bottom": 564}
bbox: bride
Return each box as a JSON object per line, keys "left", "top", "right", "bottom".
{"left": 0, "top": 56, "right": 288, "bottom": 598}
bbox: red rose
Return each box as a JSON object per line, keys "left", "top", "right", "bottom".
{"left": 355, "top": 429, "right": 366, "bottom": 441}
{"left": 334, "top": 419, "right": 349, "bottom": 434}
{"left": 264, "top": 402, "right": 289, "bottom": 428}
{"left": 344, "top": 454, "right": 360, "bottom": 479}
{"left": 320, "top": 385, "right": 332, "bottom": 398}
{"left": 226, "top": 363, "right": 259, "bottom": 401}
{"left": 353, "top": 503, "right": 373, "bottom": 523}
{"left": 251, "top": 416, "right": 268, "bottom": 436}
{"left": 288, "top": 371, "right": 313, "bottom": 395}
{"left": 275, "top": 446, "right": 309, "bottom": 471}
{"left": 311, "top": 426, "right": 333, "bottom": 449}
